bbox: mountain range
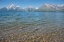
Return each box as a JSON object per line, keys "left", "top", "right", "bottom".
{"left": 0, "top": 4, "right": 64, "bottom": 12}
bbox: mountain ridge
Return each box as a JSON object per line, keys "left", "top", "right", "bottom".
{"left": 0, "top": 4, "right": 64, "bottom": 12}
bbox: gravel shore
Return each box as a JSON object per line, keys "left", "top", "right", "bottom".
{"left": 0, "top": 25, "right": 64, "bottom": 42}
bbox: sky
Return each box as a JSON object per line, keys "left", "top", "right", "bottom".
{"left": 0, "top": 0, "right": 64, "bottom": 8}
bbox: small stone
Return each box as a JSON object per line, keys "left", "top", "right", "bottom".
{"left": 35, "top": 28, "right": 39, "bottom": 30}
{"left": 19, "top": 29, "right": 22, "bottom": 30}
{"left": 19, "top": 27, "right": 22, "bottom": 28}
{"left": 0, "top": 36, "right": 1, "bottom": 38}
{"left": 52, "top": 34, "right": 56, "bottom": 36}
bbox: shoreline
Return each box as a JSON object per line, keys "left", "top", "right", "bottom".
{"left": 0, "top": 26, "right": 64, "bottom": 42}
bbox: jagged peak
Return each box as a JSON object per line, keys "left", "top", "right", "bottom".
{"left": 7, "top": 4, "right": 20, "bottom": 10}
{"left": 10, "top": 4, "right": 15, "bottom": 6}
{"left": 8, "top": 4, "right": 16, "bottom": 8}
{"left": 57, "top": 4, "right": 64, "bottom": 7}
{"left": 44, "top": 4, "right": 55, "bottom": 6}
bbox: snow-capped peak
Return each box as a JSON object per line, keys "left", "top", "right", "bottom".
{"left": 43, "top": 4, "right": 64, "bottom": 8}
{"left": 0, "top": 3, "right": 64, "bottom": 12}
{"left": 58, "top": 4, "right": 64, "bottom": 7}
{"left": 7, "top": 4, "right": 18, "bottom": 10}
{"left": 44, "top": 4, "right": 56, "bottom": 7}
{"left": 9, "top": 4, "right": 15, "bottom": 7}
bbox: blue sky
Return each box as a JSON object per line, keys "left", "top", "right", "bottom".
{"left": 0, "top": 0, "right": 64, "bottom": 8}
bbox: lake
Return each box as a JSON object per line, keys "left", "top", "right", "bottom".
{"left": 0, "top": 12, "right": 64, "bottom": 42}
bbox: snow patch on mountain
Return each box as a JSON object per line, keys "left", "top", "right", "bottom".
{"left": 0, "top": 4, "right": 64, "bottom": 12}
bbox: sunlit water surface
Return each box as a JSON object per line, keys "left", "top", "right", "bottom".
{"left": 0, "top": 12, "right": 64, "bottom": 42}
